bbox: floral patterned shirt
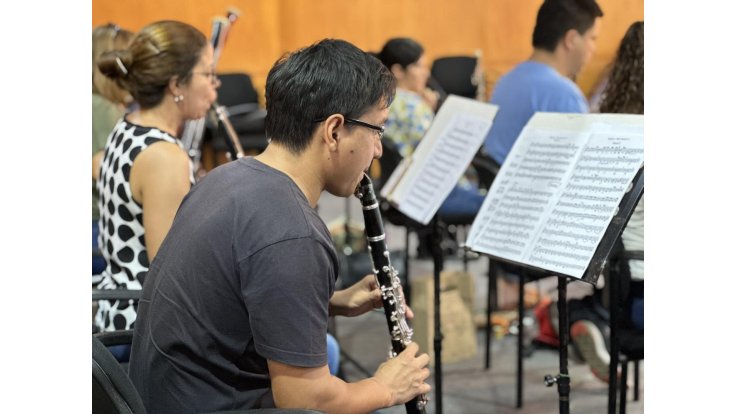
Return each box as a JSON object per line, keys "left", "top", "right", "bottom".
{"left": 384, "top": 89, "right": 434, "bottom": 157}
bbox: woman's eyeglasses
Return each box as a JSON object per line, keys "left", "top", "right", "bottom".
{"left": 194, "top": 69, "right": 219, "bottom": 85}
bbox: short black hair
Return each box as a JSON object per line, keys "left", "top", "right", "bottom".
{"left": 532, "top": 0, "right": 604, "bottom": 52}
{"left": 376, "top": 38, "right": 424, "bottom": 70}
{"left": 264, "top": 39, "right": 396, "bottom": 154}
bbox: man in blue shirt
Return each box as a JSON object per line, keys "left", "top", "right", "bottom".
{"left": 484, "top": 0, "right": 603, "bottom": 164}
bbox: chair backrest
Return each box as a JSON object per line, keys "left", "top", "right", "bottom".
{"left": 470, "top": 150, "right": 501, "bottom": 191}
{"left": 92, "top": 335, "right": 147, "bottom": 414}
{"left": 217, "top": 73, "right": 260, "bottom": 107}
{"left": 431, "top": 56, "right": 479, "bottom": 99}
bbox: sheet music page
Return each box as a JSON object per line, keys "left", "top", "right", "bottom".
{"left": 466, "top": 113, "right": 644, "bottom": 279}
{"left": 384, "top": 95, "right": 499, "bottom": 224}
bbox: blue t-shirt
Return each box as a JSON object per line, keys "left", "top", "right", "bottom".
{"left": 484, "top": 61, "right": 588, "bottom": 164}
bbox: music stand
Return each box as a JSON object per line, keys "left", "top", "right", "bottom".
{"left": 465, "top": 112, "right": 644, "bottom": 412}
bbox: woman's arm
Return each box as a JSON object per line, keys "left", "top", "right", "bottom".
{"left": 130, "top": 142, "right": 192, "bottom": 260}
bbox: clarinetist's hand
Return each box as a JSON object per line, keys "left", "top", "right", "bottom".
{"left": 328, "top": 275, "right": 382, "bottom": 317}
{"left": 372, "top": 342, "right": 431, "bottom": 406}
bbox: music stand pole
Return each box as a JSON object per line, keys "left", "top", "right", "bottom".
{"left": 544, "top": 276, "right": 571, "bottom": 414}
{"left": 429, "top": 216, "right": 445, "bottom": 414}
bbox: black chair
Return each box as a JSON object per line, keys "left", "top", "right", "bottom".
{"left": 607, "top": 243, "right": 644, "bottom": 414}
{"left": 431, "top": 55, "right": 481, "bottom": 101}
{"left": 93, "top": 334, "right": 146, "bottom": 414}
{"left": 212, "top": 73, "right": 268, "bottom": 153}
{"left": 93, "top": 334, "right": 324, "bottom": 414}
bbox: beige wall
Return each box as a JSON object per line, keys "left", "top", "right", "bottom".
{"left": 93, "top": 0, "right": 643, "bottom": 104}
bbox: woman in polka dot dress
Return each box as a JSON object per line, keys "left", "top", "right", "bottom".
{"left": 94, "top": 20, "right": 220, "bottom": 332}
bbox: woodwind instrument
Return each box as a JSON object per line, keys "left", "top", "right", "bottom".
{"left": 181, "top": 17, "right": 231, "bottom": 171}
{"left": 354, "top": 174, "right": 428, "bottom": 414}
{"left": 213, "top": 103, "right": 245, "bottom": 160}
{"left": 184, "top": 9, "right": 245, "bottom": 169}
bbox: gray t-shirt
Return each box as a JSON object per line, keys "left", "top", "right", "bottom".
{"left": 129, "top": 157, "right": 339, "bottom": 413}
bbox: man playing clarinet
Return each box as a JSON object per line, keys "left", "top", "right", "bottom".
{"left": 128, "top": 38, "right": 431, "bottom": 414}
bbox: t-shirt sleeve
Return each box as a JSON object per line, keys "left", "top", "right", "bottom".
{"left": 239, "top": 237, "right": 334, "bottom": 368}
{"left": 548, "top": 89, "right": 589, "bottom": 114}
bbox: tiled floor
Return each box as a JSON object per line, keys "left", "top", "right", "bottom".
{"left": 319, "top": 192, "right": 644, "bottom": 414}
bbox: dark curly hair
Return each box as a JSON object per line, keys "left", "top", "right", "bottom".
{"left": 599, "top": 21, "right": 644, "bottom": 115}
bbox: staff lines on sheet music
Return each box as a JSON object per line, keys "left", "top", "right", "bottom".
{"left": 475, "top": 239, "right": 523, "bottom": 256}
{"left": 489, "top": 218, "right": 536, "bottom": 231}
{"left": 507, "top": 187, "right": 555, "bottom": 198}
{"left": 440, "top": 139, "right": 471, "bottom": 154}
{"left": 406, "top": 188, "right": 431, "bottom": 204}
{"left": 577, "top": 155, "right": 642, "bottom": 164}
{"left": 556, "top": 200, "right": 611, "bottom": 213}
{"left": 422, "top": 168, "right": 447, "bottom": 183}
{"left": 483, "top": 236, "right": 526, "bottom": 248}
{"left": 585, "top": 145, "right": 644, "bottom": 155}
{"left": 537, "top": 237, "right": 591, "bottom": 252}
{"left": 492, "top": 228, "right": 531, "bottom": 239}
{"left": 405, "top": 197, "right": 429, "bottom": 211}
{"left": 503, "top": 194, "right": 548, "bottom": 207}
{"left": 532, "top": 246, "right": 588, "bottom": 262}
{"left": 547, "top": 218, "right": 603, "bottom": 233}
{"left": 517, "top": 164, "right": 568, "bottom": 175}
{"left": 414, "top": 176, "right": 442, "bottom": 193}
{"left": 529, "top": 255, "right": 586, "bottom": 271}
{"left": 577, "top": 165, "right": 634, "bottom": 174}
{"left": 514, "top": 172, "right": 561, "bottom": 181}
{"left": 526, "top": 149, "right": 576, "bottom": 160}
{"left": 431, "top": 145, "right": 465, "bottom": 161}
{"left": 565, "top": 184, "right": 619, "bottom": 194}
{"left": 530, "top": 142, "right": 580, "bottom": 151}
{"left": 498, "top": 201, "right": 545, "bottom": 213}
{"left": 494, "top": 209, "right": 538, "bottom": 222}
{"left": 559, "top": 192, "right": 619, "bottom": 203}
{"left": 570, "top": 173, "right": 632, "bottom": 185}
{"left": 520, "top": 156, "right": 570, "bottom": 166}
{"left": 425, "top": 157, "right": 452, "bottom": 175}
{"left": 540, "top": 228, "right": 598, "bottom": 244}
{"left": 551, "top": 208, "right": 609, "bottom": 222}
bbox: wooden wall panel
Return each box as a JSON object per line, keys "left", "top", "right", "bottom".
{"left": 93, "top": 0, "right": 643, "bottom": 104}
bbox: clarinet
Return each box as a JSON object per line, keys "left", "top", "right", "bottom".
{"left": 354, "top": 173, "right": 428, "bottom": 414}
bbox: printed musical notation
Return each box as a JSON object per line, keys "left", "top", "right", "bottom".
{"left": 384, "top": 95, "right": 499, "bottom": 224}
{"left": 466, "top": 113, "right": 644, "bottom": 279}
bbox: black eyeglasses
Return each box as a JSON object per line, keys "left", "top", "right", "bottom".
{"left": 314, "top": 116, "right": 384, "bottom": 139}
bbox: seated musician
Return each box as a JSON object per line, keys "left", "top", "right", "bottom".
{"left": 94, "top": 20, "right": 220, "bottom": 333}
{"left": 128, "top": 39, "right": 431, "bottom": 413}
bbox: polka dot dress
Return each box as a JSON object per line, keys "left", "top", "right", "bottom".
{"left": 94, "top": 118, "right": 194, "bottom": 332}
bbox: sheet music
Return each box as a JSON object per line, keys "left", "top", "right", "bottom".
{"left": 381, "top": 95, "right": 499, "bottom": 224}
{"left": 466, "top": 113, "right": 644, "bottom": 279}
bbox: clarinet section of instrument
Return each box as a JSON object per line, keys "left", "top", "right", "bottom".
{"left": 354, "top": 173, "right": 428, "bottom": 414}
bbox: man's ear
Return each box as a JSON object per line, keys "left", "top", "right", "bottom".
{"left": 562, "top": 29, "right": 580, "bottom": 51}
{"left": 321, "top": 114, "right": 345, "bottom": 151}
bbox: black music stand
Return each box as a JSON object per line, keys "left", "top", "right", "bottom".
{"left": 478, "top": 167, "right": 644, "bottom": 413}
